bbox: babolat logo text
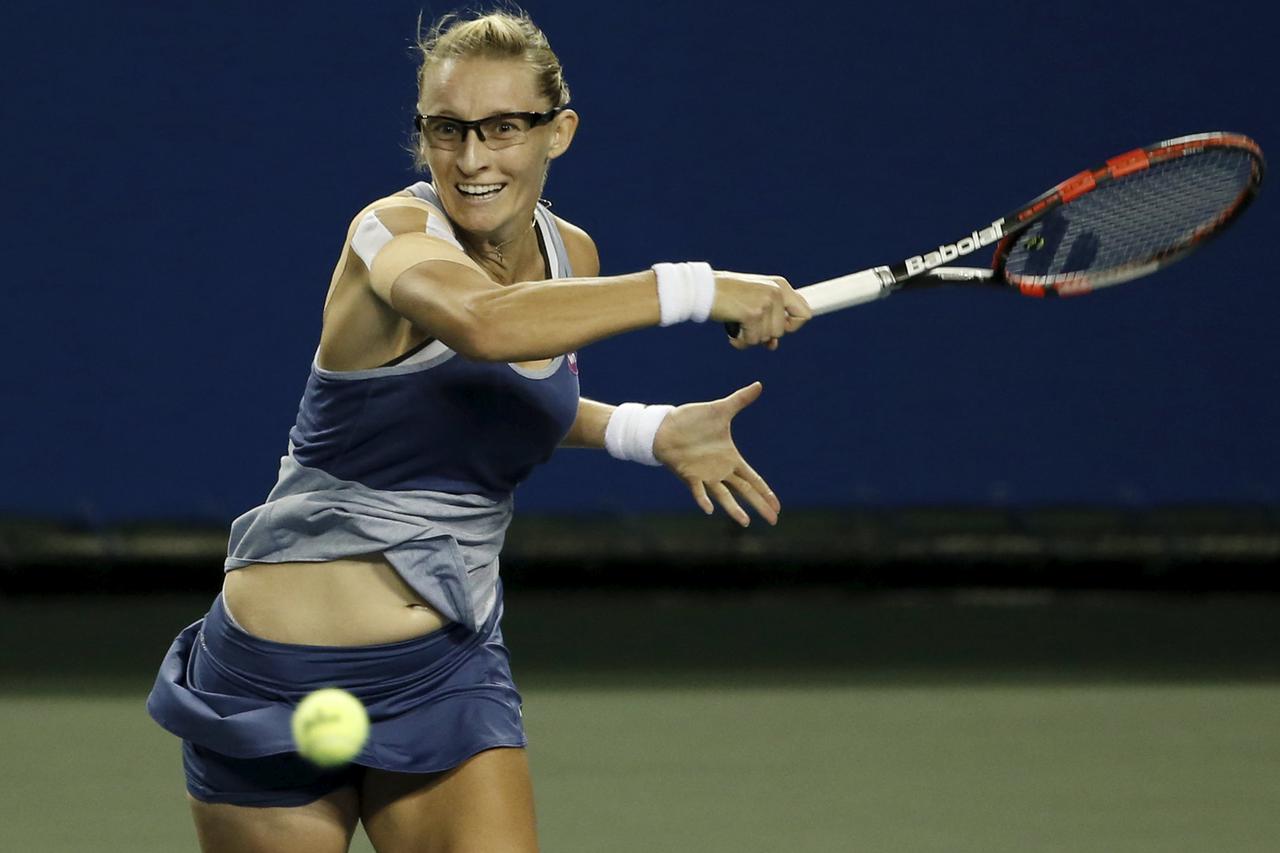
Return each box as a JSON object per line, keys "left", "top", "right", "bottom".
{"left": 904, "top": 219, "right": 1006, "bottom": 276}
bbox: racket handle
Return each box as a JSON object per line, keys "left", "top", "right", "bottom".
{"left": 797, "top": 268, "right": 891, "bottom": 316}
{"left": 723, "top": 267, "right": 890, "bottom": 338}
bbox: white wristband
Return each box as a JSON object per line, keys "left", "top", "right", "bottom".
{"left": 652, "top": 262, "right": 716, "bottom": 326}
{"left": 604, "top": 403, "right": 675, "bottom": 466}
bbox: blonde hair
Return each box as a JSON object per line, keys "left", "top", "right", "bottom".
{"left": 412, "top": 8, "right": 571, "bottom": 169}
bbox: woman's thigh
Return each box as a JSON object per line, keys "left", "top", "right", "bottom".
{"left": 187, "top": 787, "right": 360, "bottom": 853}
{"left": 361, "top": 747, "right": 538, "bottom": 853}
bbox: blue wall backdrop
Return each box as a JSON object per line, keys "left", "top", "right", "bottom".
{"left": 4, "top": 0, "right": 1276, "bottom": 521}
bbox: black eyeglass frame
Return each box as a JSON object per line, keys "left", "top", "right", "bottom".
{"left": 414, "top": 107, "right": 565, "bottom": 147}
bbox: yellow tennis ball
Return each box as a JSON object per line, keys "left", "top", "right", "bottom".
{"left": 291, "top": 688, "right": 369, "bottom": 768}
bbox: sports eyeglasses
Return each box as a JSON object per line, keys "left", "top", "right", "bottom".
{"left": 415, "top": 108, "right": 564, "bottom": 151}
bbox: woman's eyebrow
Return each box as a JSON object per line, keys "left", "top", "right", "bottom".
{"left": 426, "top": 107, "right": 528, "bottom": 119}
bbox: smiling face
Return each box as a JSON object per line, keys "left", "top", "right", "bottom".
{"left": 418, "top": 57, "right": 576, "bottom": 244}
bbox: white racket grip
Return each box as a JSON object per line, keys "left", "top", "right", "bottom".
{"left": 796, "top": 267, "right": 892, "bottom": 316}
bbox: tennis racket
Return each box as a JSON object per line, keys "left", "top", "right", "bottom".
{"left": 726, "top": 131, "right": 1263, "bottom": 336}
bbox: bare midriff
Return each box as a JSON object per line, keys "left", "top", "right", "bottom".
{"left": 222, "top": 554, "right": 451, "bottom": 646}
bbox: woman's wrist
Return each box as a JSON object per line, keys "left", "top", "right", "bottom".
{"left": 604, "top": 403, "right": 675, "bottom": 466}
{"left": 651, "top": 262, "right": 715, "bottom": 326}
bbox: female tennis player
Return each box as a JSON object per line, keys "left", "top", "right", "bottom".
{"left": 148, "top": 9, "right": 809, "bottom": 852}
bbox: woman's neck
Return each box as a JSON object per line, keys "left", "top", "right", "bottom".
{"left": 459, "top": 219, "right": 540, "bottom": 284}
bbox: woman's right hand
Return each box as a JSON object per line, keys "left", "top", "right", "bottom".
{"left": 710, "top": 272, "right": 812, "bottom": 350}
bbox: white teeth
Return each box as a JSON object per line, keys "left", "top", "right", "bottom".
{"left": 458, "top": 184, "right": 504, "bottom": 196}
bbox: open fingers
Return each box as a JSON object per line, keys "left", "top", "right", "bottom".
{"left": 707, "top": 481, "right": 750, "bottom": 527}
{"left": 688, "top": 479, "right": 714, "bottom": 515}
{"left": 727, "top": 474, "right": 778, "bottom": 526}
{"left": 723, "top": 381, "right": 763, "bottom": 414}
{"left": 734, "top": 462, "right": 780, "bottom": 513}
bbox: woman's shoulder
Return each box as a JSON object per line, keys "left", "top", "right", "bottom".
{"left": 550, "top": 212, "right": 600, "bottom": 277}
{"left": 345, "top": 187, "right": 464, "bottom": 253}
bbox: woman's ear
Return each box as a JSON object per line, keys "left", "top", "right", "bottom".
{"left": 547, "top": 109, "right": 579, "bottom": 160}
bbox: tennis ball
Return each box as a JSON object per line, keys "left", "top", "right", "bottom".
{"left": 291, "top": 688, "right": 369, "bottom": 767}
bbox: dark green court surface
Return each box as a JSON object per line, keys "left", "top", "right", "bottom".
{"left": 3, "top": 590, "right": 1278, "bottom": 852}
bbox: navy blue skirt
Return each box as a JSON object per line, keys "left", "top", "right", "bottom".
{"left": 146, "top": 589, "right": 525, "bottom": 806}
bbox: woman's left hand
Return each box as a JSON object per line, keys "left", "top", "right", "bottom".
{"left": 652, "top": 381, "right": 780, "bottom": 526}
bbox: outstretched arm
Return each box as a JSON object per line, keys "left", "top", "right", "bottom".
{"left": 349, "top": 200, "right": 810, "bottom": 363}
{"left": 652, "top": 382, "right": 780, "bottom": 527}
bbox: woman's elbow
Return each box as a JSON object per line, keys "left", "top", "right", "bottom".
{"left": 454, "top": 329, "right": 508, "bottom": 361}
{"left": 443, "top": 311, "right": 512, "bottom": 361}
{"left": 422, "top": 299, "right": 508, "bottom": 361}
{"left": 435, "top": 320, "right": 500, "bottom": 361}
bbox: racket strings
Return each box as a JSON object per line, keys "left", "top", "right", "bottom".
{"left": 1002, "top": 148, "right": 1257, "bottom": 288}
